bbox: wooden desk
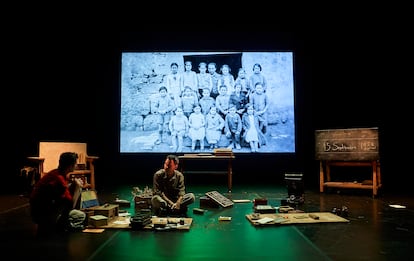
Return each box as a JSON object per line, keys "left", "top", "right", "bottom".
{"left": 178, "top": 154, "right": 235, "bottom": 192}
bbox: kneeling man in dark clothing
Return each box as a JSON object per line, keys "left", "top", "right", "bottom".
{"left": 30, "top": 152, "right": 86, "bottom": 236}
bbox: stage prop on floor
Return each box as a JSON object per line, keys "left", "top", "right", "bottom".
{"left": 246, "top": 212, "right": 349, "bottom": 226}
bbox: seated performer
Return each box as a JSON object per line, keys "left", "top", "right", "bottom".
{"left": 151, "top": 154, "right": 195, "bottom": 217}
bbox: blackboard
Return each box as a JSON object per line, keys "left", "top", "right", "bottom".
{"left": 315, "top": 128, "right": 379, "bottom": 161}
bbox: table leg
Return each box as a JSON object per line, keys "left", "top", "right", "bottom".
{"left": 228, "top": 158, "right": 233, "bottom": 193}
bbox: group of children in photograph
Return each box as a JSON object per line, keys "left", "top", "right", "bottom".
{"left": 151, "top": 61, "right": 269, "bottom": 153}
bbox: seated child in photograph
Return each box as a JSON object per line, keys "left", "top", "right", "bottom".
{"left": 205, "top": 106, "right": 225, "bottom": 150}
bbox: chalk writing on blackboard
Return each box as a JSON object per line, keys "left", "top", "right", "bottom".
{"left": 315, "top": 128, "right": 379, "bottom": 161}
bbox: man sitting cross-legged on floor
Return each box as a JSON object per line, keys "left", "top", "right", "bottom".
{"left": 151, "top": 154, "right": 195, "bottom": 217}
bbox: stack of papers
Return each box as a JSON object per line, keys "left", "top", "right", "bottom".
{"left": 256, "top": 217, "right": 274, "bottom": 224}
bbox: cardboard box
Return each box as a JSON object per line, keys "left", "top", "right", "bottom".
{"left": 89, "top": 204, "right": 119, "bottom": 220}
{"left": 89, "top": 215, "right": 108, "bottom": 227}
{"left": 253, "top": 198, "right": 268, "bottom": 206}
{"left": 134, "top": 196, "right": 152, "bottom": 209}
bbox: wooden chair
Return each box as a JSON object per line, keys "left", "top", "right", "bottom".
{"left": 28, "top": 142, "right": 99, "bottom": 190}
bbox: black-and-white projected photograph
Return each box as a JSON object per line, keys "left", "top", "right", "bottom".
{"left": 120, "top": 52, "right": 295, "bottom": 153}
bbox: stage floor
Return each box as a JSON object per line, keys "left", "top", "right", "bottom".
{"left": 1, "top": 183, "right": 414, "bottom": 261}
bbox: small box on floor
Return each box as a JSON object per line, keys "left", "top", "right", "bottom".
{"left": 253, "top": 198, "right": 268, "bottom": 206}
{"left": 89, "top": 215, "right": 108, "bottom": 227}
{"left": 89, "top": 204, "right": 119, "bottom": 220}
{"left": 83, "top": 210, "right": 95, "bottom": 224}
{"left": 134, "top": 196, "right": 152, "bottom": 210}
{"left": 130, "top": 211, "right": 152, "bottom": 230}
{"left": 200, "top": 196, "right": 220, "bottom": 208}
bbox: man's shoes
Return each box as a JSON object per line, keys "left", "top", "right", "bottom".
{"left": 156, "top": 205, "right": 188, "bottom": 217}
{"left": 170, "top": 206, "right": 188, "bottom": 217}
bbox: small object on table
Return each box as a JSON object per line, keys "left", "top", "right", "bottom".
{"left": 309, "top": 213, "right": 319, "bottom": 220}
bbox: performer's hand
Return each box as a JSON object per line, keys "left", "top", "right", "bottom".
{"left": 74, "top": 178, "right": 84, "bottom": 187}
{"left": 171, "top": 202, "right": 180, "bottom": 210}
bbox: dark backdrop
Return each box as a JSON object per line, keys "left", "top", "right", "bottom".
{"left": 7, "top": 31, "right": 401, "bottom": 195}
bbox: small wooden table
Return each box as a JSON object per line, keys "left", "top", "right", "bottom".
{"left": 319, "top": 160, "right": 382, "bottom": 197}
{"left": 315, "top": 127, "right": 381, "bottom": 197}
{"left": 178, "top": 154, "right": 235, "bottom": 192}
